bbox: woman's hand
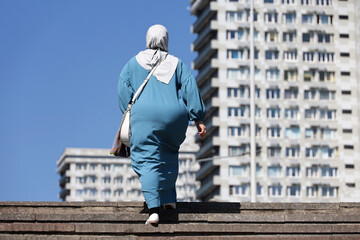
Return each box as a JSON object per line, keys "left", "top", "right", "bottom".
{"left": 196, "top": 121, "right": 207, "bottom": 138}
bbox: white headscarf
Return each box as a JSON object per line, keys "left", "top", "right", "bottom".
{"left": 136, "top": 24, "right": 178, "bottom": 85}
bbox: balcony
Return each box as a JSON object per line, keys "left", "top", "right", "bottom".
{"left": 193, "top": 40, "right": 218, "bottom": 70}
{"left": 196, "top": 175, "right": 220, "bottom": 199}
{"left": 196, "top": 59, "right": 218, "bottom": 86}
{"left": 192, "top": 20, "right": 218, "bottom": 52}
{"left": 192, "top": 2, "right": 217, "bottom": 33}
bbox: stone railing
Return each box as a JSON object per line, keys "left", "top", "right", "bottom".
{"left": 1, "top": 201, "right": 360, "bottom": 239}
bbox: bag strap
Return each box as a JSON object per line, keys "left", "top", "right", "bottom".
{"left": 126, "top": 62, "right": 160, "bottom": 110}
{"left": 131, "top": 65, "right": 158, "bottom": 104}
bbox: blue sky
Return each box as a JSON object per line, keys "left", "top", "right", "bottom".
{"left": 0, "top": 0, "right": 196, "bottom": 201}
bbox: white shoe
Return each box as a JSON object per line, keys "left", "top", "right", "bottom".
{"left": 145, "top": 213, "right": 159, "bottom": 224}
{"left": 163, "top": 203, "right": 176, "bottom": 210}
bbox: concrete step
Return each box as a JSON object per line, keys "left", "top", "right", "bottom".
{"left": 1, "top": 202, "right": 360, "bottom": 239}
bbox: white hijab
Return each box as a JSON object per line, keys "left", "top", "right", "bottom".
{"left": 136, "top": 24, "right": 178, "bottom": 84}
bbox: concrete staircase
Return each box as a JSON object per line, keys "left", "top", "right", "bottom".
{"left": 1, "top": 201, "right": 360, "bottom": 239}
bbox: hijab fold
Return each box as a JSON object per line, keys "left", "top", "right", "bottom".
{"left": 136, "top": 25, "right": 178, "bottom": 85}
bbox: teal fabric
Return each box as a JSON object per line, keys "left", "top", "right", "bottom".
{"left": 118, "top": 57, "right": 205, "bottom": 208}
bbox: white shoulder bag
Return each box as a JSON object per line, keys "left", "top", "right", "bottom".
{"left": 119, "top": 65, "right": 159, "bottom": 147}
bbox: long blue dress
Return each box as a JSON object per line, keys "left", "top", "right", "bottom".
{"left": 118, "top": 56, "right": 205, "bottom": 209}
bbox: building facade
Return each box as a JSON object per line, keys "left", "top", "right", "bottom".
{"left": 57, "top": 126, "right": 200, "bottom": 202}
{"left": 191, "top": 0, "right": 360, "bottom": 202}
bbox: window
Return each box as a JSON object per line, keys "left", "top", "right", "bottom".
{"left": 285, "top": 127, "right": 300, "bottom": 139}
{"left": 318, "top": 52, "right": 334, "bottom": 62}
{"left": 229, "top": 165, "right": 249, "bottom": 177}
{"left": 264, "top": 0, "right": 274, "bottom": 3}
{"left": 303, "top": 52, "right": 315, "bottom": 62}
{"left": 265, "top": 50, "right": 279, "bottom": 60}
{"left": 76, "top": 176, "right": 87, "bottom": 184}
{"left": 304, "top": 89, "right": 316, "bottom": 100}
{"left": 321, "top": 166, "right": 338, "bottom": 178}
{"left": 266, "top": 68, "right": 280, "bottom": 81}
{"left": 339, "top": 33, "right": 349, "bottom": 38}
{"left": 227, "top": 49, "right": 247, "bottom": 60}
{"left": 102, "top": 164, "right": 111, "bottom": 171}
{"left": 304, "top": 71, "right": 316, "bottom": 81}
{"left": 102, "top": 176, "right": 111, "bottom": 184}
{"left": 268, "top": 166, "right": 282, "bottom": 177}
{"left": 283, "top": 31, "right": 296, "bottom": 42}
{"left": 227, "top": 67, "right": 249, "bottom": 80}
{"left": 283, "top": 50, "right": 297, "bottom": 62}
{"left": 321, "top": 128, "right": 337, "bottom": 140}
{"left": 268, "top": 146, "right": 281, "bottom": 157}
{"left": 341, "top": 71, "right": 350, "bottom": 76}
{"left": 321, "top": 186, "right": 337, "bottom": 197}
{"left": 267, "top": 126, "right": 281, "bottom": 138}
{"left": 340, "top": 52, "right": 350, "bottom": 57}
{"left": 286, "top": 166, "right": 300, "bottom": 177}
{"left": 88, "top": 175, "right": 97, "bottom": 183}
{"left": 345, "top": 164, "right": 354, "bottom": 169}
{"left": 306, "top": 166, "right": 319, "bottom": 177}
{"left": 343, "top": 109, "right": 352, "bottom": 114}
{"left": 230, "top": 184, "right": 250, "bottom": 196}
{"left": 282, "top": 0, "right": 296, "bottom": 4}
{"left": 344, "top": 145, "right": 354, "bottom": 150}
{"left": 346, "top": 183, "right": 355, "bottom": 188}
{"left": 285, "top": 145, "right": 300, "bottom": 157}
{"left": 114, "top": 176, "right": 123, "bottom": 184}
{"left": 102, "top": 189, "right": 111, "bottom": 197}
{"left": 266, "top": 88, "right": 280, "bottom": 99}
{"left": 114, "top": 189, "right": 123, "bottom": 196}
{"left": 269, "top": 185, "right": 282, "bottom": 197}
{"left": 303, "top": 33, "right": 311, "bottom": 42}
{"left": 317, "top": 33, "right": 332, "bottom": 43}
{"left": 343, "top": 129, "right": 352, "bottom": 133}
{"left": 319, "top": 90, "right": 335, "bottom": 100}
{"left": 284, "top": 69, "right": 298, "bottom": 81}
{"left": 266, "top": 107, "right": 281, "bottom": 119}
{"left": 305, "top": 128, "right": 317, "bottom": 139}
{"left": 305, "top": 147, "right": 318, "bottom": 158}
{"left": 114, "top": 164, "right": 123, "bottom": 172}
{"left": 228, "top": 125, "right": 250, "bottom": 137}
{"left": 302, "top": 14, "right": 313, "bottom": 24}
{"left": 318, "top": 14, "right": 332, "bottom": 25}
{"left": 283, "top": 12, "right": 296, "bottom": 23}
{"left": 89, "top": 164, "right": 97, "bottom": 170}
{"left": 76, "top": 163, "right": 87, "bottom": 170}
{"left": 317, "top": 0, "right": 332, "bottom": 5}
{"left": 320, "top": 109, "right": 336, "bottom": 120}
{"left": 307, "top": 186, "right": 318, "bottom": 197}
{"left": 228, "top": 106, "right": 249, "bottom": 118}
{"left": 229, "top": 145, "right": 249, "bottom": 156}
{"left": 342, "top": 90, "right": 351, "bottom": 95}
{"left": 228, "top": 87, "right": 248, "bottom": 98}
{"left": 284, "top": 108, "right": 299, "bottom": 119}
{"left": 319, "top": 71, "right": 335, "bottom": 82}
{"left": 305, "top": 108, "right": 316, "bottom": 119}
{"left": 284, "top": 88, "right": 298, "bottom": 99}
{"left": 265, "top": 31, "right": 279, "bottom": 42}
{"left": 264, "top": 12, "right": 278, "bottom": 23}
{"left": 339, "top": 15, "right": 348, "bottom": 20}
{"left": 287, "top": 184, "right": 301, "bottom": 196}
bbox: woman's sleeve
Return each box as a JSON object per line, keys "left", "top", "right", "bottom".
{"left": 179, "top": 61, "right": 206, "bottom": 122}
{"left": 118, "top": 63, "right": 134, "bottom": 113}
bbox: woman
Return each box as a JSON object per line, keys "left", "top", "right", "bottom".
{"left": 118, "top": 24, "right": 206, "bottom": 224}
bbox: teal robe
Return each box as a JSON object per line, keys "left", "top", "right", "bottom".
{"left": 118, "top": 56, "right": 205, "bottom": 208}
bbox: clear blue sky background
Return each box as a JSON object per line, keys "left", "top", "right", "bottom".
{"left": 0, "top": 0, "right": 196, "bottom": 201}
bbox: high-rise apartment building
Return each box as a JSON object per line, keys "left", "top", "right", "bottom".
{"left": 57, "top": 126, "right": 200, "bottom": 202}
{"left": 190, "top": 0, "right": 360, "bottom": 202}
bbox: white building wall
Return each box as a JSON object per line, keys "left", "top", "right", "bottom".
{"left": 191, "top": 0, "right": 360, "bottom": 202}
{"left": 57, "top": 126, "right": 200, "bottom": 202}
